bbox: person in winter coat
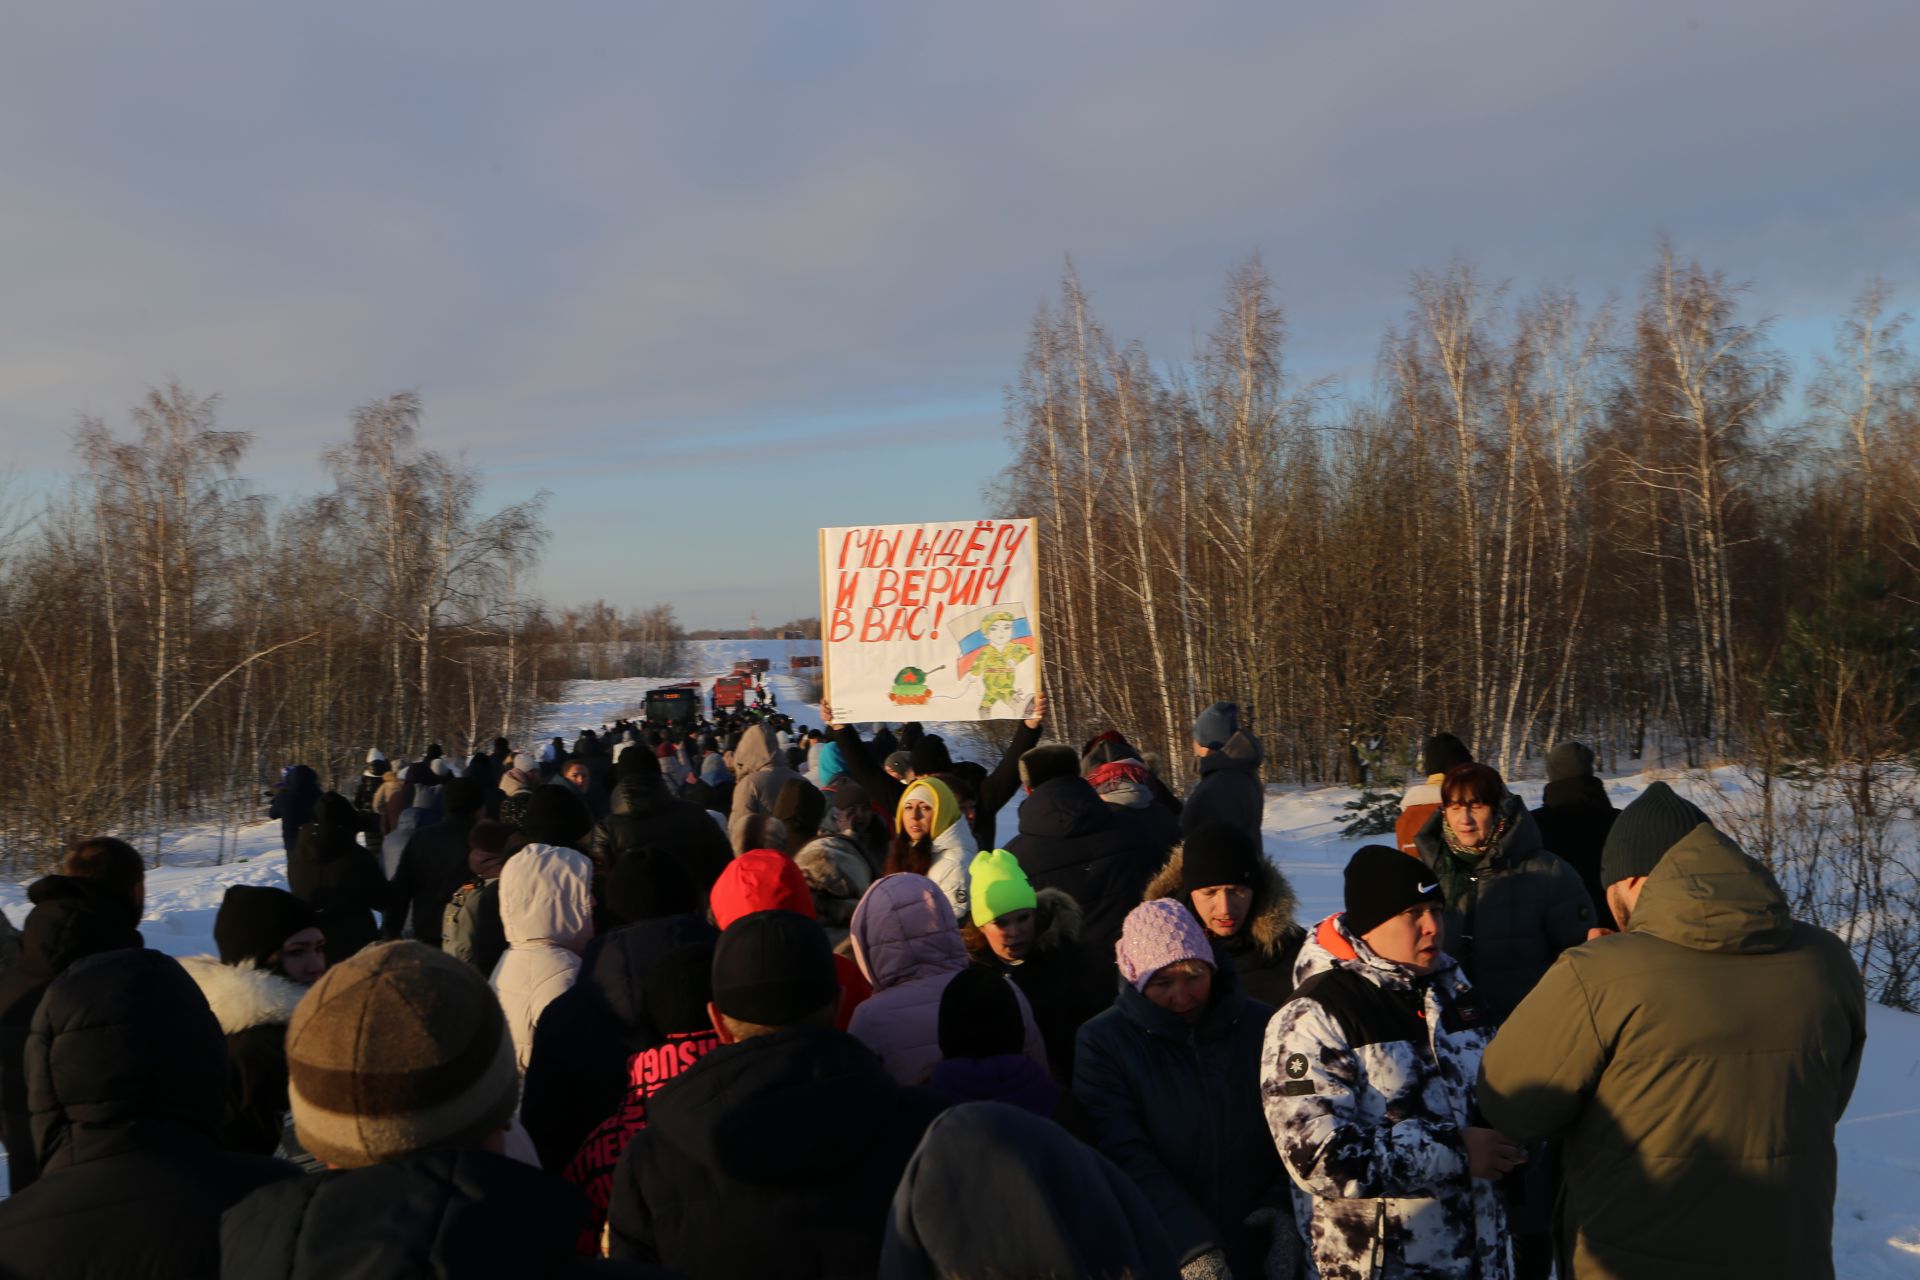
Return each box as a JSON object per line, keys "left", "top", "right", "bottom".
{"left": 849, "top": 872, "right": 1048, "bottom": 1087}
{"left": 442, "top": 819, "right": 513, "bottom": 976}
{"left": 492, "top": 843, "right": 595, "bottom": 1071}
{"left": 351, "top": 751, "right": 389, "bottom": 814}
{"left": 521, "top": 852, "right": 716, "bottom": 1172}
{"left": 711, "top": 848, "right": 872, "bottom": 1029}
{"left": 381, "top": 775, "right": 485, "bottom": 948}
{"left": 559, "top": 943, "right": 721, "bottom": 1254}
{"left": 0, "top": 950, "right": 297, "bottom": 1280}
{"left": 372, "top": 761, "right": 412, "bottom": 836}
{"left": 588, "top": 750, "right": 735, "bottom": 913}
{"left": 1412, "top": 762, "right": 1595, "bottom": 1023}
{"left": 795, "top": 827, "right": 876, "bottom": 952}
{"left": 961, "top": 849, "right": 1111, "bottom": 1084}
{"left": 1076, "top": 898, "right": 1289, "bottom": 1280}
{"left": 179, "top": 885, "right": 325, "bottom": 1157}
{"left": 519, "top": 780, "right": 597, "bottom": 853}
{"left": 1144, "top": 822, "right": 1307, "bottom": 1007}
{"left": 1265, "top": 846, "right": 1512, "bottom": 1280}
{"left": 1007, "top": 744, "right": 1167, "bottom": 967}
{"left": 379, "top": 802, "right": 431, "bottom": 879}
{"left": 268, "top": 763, "right": 322, "bottom": 856}
{"left": 822, "top": 778, "right": 890, "bottom": 875}
{"left": 287, "top": 790, "right": 387, "bottom": 962}
{"left": 890, "top": 776, "right": 979, "bottom": 921}
{"left": 1477, "top": 786, "right": 1868, "bottom": 1280}
{"left": 606, "top": 910, "right": 947, "bottom": 1277}
{"left": 1396, "top": 732, "right": 1473, "bottom": 857}
{"left": 728, "top": 720, "right": 806, "bottom": 825}
{"left": 500, "top": 751, "right": 543, "bottom": 797}
{"left": 0, "top": 908, "right": 18, "bottom": 987}
{"left": 220, "top": 942, "right": 644, "bottom": 1279}
{"left": 0, "top": 840, "right": 146, "bottom": 1193}
{"left": 1181, "top": 702, "right": 1265, "bottom": 844}
{"left": 1528, "top": 740, "right": 1619, "bottom": 931}
{"left": 880, "top": 1099, "right": 1179, "bottom": 1280}
{"left": 927, "top": 965, "right": 1065, "bottom": 1120}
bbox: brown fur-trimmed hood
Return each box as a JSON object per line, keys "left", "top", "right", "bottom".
{"left": 963, "top": 886, "right": 1084, "bottom": 960}
{"left": 1143, "top": 843, "right": 1298, "bottom": 958}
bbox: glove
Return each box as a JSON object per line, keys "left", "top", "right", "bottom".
{"left": 1245, "top": 1204, "right": 1304, "bottom": 1280}
{"left": 1181, "top": 1249, "right": 1233, "bottom": 1280}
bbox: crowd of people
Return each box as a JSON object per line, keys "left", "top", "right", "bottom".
{"left": 0, "top": 687, "right": 1871, "bottom": 1280}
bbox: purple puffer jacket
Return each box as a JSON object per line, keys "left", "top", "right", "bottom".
{"left": 847, "top": 873, "right": 1048, "bottom": 1086}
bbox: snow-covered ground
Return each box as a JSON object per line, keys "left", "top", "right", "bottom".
{"left": 3, "top": 642, "right": 1917, "bottom": 1274}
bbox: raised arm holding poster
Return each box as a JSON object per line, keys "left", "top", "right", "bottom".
{"left": 818, "top": 518, "right": 1042, "bottom": 723}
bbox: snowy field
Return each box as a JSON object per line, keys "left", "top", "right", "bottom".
{"left": 3, "top": 639, "right": 1918, "bottom": 1274}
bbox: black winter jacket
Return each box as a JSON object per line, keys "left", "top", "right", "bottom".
{"left": 0, "top": 875, "right": 143, "bottom": 1193}
{"left": 1072, "top": 962, "right": 1284, "bottom": 1275}
{"left": 588, "top": 775, "right": 735, "bottom": 910}
{"left": 880, "top": 1100, "right": 1179, "bottom": 1280}
{"left": 380, "top": 807, "right": 477, "bottom": 948}
{"left": 1142, "top": 843, "right": 1306, "bottom": 1008}
{"left": 0, "top": 949, "right": 295, "bottom": 1280}
{"left": 966, "top": 888, "right": 1113, "bottom": 1083}
{"left": 1413, "top": 795, "right": 1597, "bottom": 1023}
{"left": 287, "top": 793, "right": 386, "bottom": 960}
{"left": 1180, "top": 730, "right": 1265, "bottom": 844}
{"left": 1007, "top": 777, "right": 1164, "bottom": 967}
{"left": 221, "top": 1147, "right": 657, "bottom": 1278}
{"left": 521, "top": 913, "right": 719, "bottom": 1172}
{"left": 268, "top": 765, "right": 321, "bottom": 856}
{"left": 607, "top": 1025, "right": 945, "bottom": 1277}
{"left": 1531, "top": 776, "right": 1620, "bottom": 932}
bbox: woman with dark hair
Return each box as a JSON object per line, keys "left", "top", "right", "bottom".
{"left": 1411, "top": 762, "right": 1596, "bottom": 1024}
{"left": 1412, "top": 759, "right": 1597, "bottom": 1280}
{"left": 890, "top": 777, "right": 978, "bottom": 922}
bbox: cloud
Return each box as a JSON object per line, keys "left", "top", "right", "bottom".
{"left": 2, "top": 0, "right": 1916, "bottom": 623}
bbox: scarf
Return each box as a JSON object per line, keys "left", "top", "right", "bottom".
{"left": 1435, "top": 805, "right": 1511, "bottom": 910}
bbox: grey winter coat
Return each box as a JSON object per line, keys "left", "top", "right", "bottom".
{"left": 1412, "top": 796, "right": 1595, "bottom": 1023}
{"left": 729, "top": 723, "right": 806, "bottom": 825}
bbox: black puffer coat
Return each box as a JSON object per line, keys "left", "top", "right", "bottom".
{"left": 1179, "top": 730, "right": 1265, "bottom": 844}
{"left": 268, "top": 765, "right": 322, "bottom": 856}
{"left": 1072, "top": 961, "right": 1284, "bottom": 1276}
{"left": 1414, "top": 794, "right": 1596, "bottom": 1023}
{"left": 607, "top": 1025, "right": 945, "bottom": 1276}
{"left": 965, "top": 889, "right": 1113, "bottom": 1083}
{"left": 0, "top": 949, "right": 295, "bottom": 1280}
{"left": 221, "top": 1147, "right": 659, "bottom": 1278}
{"left": 0, "top": 875, "right": 143, "bottom": 1193}
{"left": 287, "top": 793, "right": 387, "bottom": 961}
{"left": 380, "top": 807, "right": 477, "bottom": 948}
{"left": 1006, "top": 777, "right": 1164, "bottom": 966}
{"left": 587, "top": 774, "right": 734, "bottom": 911}
{"left": 1531, "top": 776, "right": 1620, "bottom": 932}
{"left": 521, "top": 914, "right": 718, "bottom": 1172}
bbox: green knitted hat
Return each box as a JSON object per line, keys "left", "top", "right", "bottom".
{"left": 969, "top": 848, "right": 1038, "bottom": 927}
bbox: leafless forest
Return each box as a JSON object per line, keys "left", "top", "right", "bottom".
{"left": 996, "top": 250, "right": 1920, "bottom": 1001}
{"left": 0, "top": 390, "right": 683, "bottom": 873}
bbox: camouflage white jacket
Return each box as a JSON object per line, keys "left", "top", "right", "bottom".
{"left": 1262, "top": 914, "right": 1509, "bottom": 1280}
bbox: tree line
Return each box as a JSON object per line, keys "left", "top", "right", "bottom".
{"left": 2, "top": 389, "right": 625, "bottom": 872}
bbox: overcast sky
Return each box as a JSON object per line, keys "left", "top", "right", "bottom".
{"left": 5, "top": 0, "right": 1917, "bottom": 626}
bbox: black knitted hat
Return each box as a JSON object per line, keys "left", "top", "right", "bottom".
{"left": 710, "top": 910, "right": 837, "bottom": 1027}
{"left": 519, "top": 784, "right": 593, "bottom": 849}
{"left": 937, "top": 965, "right": 1025, "bottom": 1061}
{"left": 214, "top": 884, "right": 320, "bottom": 968}
{"left": 1343, "top": 844, "right": 1442, "bottom": 938}
{"left": 1600, "top": 781, "right": 1709, "bottom": 887}
{"left": 1181, "top": 823, "right": 1263, "bottom": 896}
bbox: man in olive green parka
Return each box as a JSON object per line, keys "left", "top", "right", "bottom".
{"left": 1477, "top": 782, "right": 1867, "bottom": 1280}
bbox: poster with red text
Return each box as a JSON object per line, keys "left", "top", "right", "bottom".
{"left": 818, "top": 518, "right": 1042, "bottom": 723}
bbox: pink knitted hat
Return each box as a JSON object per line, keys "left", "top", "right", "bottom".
{"left": 1115, "top": 899, "right": 1214, "bottom": 991}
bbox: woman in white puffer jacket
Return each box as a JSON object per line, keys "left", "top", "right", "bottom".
{"left": 490, "top": 842, "right": 594, "bottom": 1071}
{"left": 889, "top": 776, "right": 978, "bottom": 922}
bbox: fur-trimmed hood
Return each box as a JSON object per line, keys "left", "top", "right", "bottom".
{"left": 178, "top": 954, "right": 306, "bottom": 1035}
{"left": 1143, "top": 842, "right": 1297, "bottom": 959}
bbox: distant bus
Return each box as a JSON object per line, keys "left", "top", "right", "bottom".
{"left": 644, "top": 686, "right": 699, "bottom": 727}
{"left": 732, "top": 658, "right": 771, "bottom": 675}
{"left": 790, "top": 655, "right": 821, "bottom": 671}
{"left": 712, "top": 675, "right": 752, "bottom": 709}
